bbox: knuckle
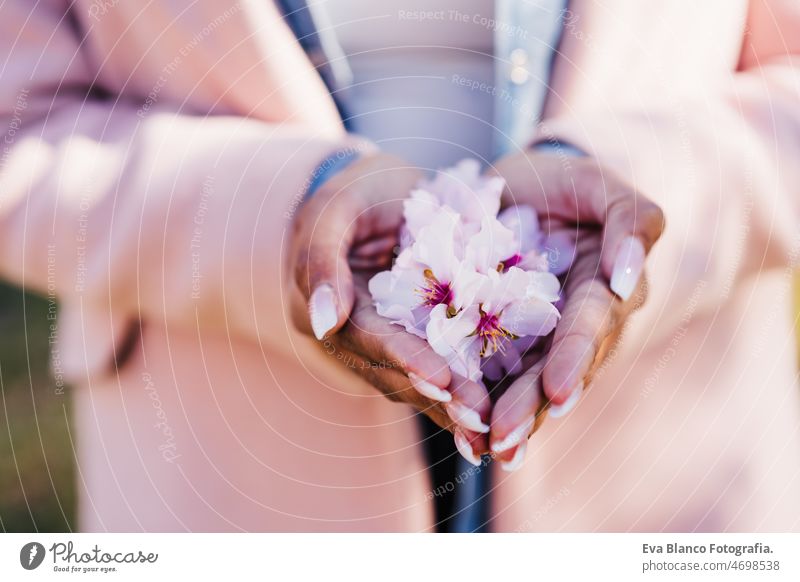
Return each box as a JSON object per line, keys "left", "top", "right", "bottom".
{"left": 572, "top": 158, "right": 604, "bottom": 192}
{"left": 568, "top": 279, "right": 615, "bottom": 322}
{"left": 306, "top": 251, "right": 331, "bottom": 284}
{"left": 574, "top": 156, "right": 603, "bottom": 179}
{"left": 568, "top": 251, "right": 601, "bottom": 283}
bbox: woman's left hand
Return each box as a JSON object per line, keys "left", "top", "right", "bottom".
{"left": 485, "top": 150, "right": 665, "bottom": 467}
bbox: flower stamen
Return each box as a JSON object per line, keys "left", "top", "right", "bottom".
{"left": 417, "top": 269, "right": 454, "bottom": 307}
{"left": 475, "top": 307, "right": 517, "bottom": 357}
{"left": 498, "top": 253, "right": 522, "bottom": 272}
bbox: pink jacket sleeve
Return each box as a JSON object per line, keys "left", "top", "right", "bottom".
{"left": 0, "top": 0, "right": 368, "bottom": 379}
{"left": 536, "top": 0, "right": 800, "bottom": 340}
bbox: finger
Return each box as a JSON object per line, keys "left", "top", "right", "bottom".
{"left": 537, "top": 232, "right": 618, "bottom": 404}
{"left": 444, "top": 373, "right": 491, "bottom": 434}
{"left": 541, "top": 266, "right": 640, "bottom": 406}
{"left": 293, "top": 156, "right": 421, "bottom": 340}
{"left": 330, "top": 345, "right": 455, "bottom": 429}
{"left": 339, "top": 281, "right": 453, "bottom": 390}
{"left": 293, "top": 189, "right": 359, "bottom": 340}
{"left": 542, "top": 273, "right": 614, "bottom": 405}
{"left": 565, "top": 162, "right": 664, "bottom": 285}
{"left": 350, "top": 235, "right": 397, "bottom": 259}
{"left": 493, "top": 155, "right": 665, "bottom": 300}
{"left": 454, "top": 427, "right": 489, "bottom": 466}
{"left": 489, "top": 360, "right": 544, "bottom": 462}
{"left": 600, "top": 188, "right": 664, "bottom": 301}
{"left": 348, "top": 256, "right": 393, "bottom": 271}
{"left": 561, "top": 163, "right": 665, "bottom": 300}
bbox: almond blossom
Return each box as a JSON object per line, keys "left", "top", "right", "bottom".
{"left": 369, "top": 159, "right": 574, "bottom": 384}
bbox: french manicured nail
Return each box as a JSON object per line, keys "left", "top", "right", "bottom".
{"left": 500, "top": 440, "right": 528, "bottom": 472}
{"left": 610, "top": 236, "right": 645, "bottom": 301}
{"left": 549, "top": 382, "right": 584, "bottom": 419}
{"left": 454, "top": 429, "right": 481, "bottom": 467}
{"left": 309, "top": 284, "right": 338, "bottom": 340}
{"left": 409, "top": 373, "right": 452, "bottom": 403}
{"left": 446, "top": 401, "right": 490, "bottom": 433}
{"left": 491, "top": 415, "right": 535, "bottom": 454}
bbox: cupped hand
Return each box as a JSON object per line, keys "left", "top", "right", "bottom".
{"left": 326, "top": 271, "right": 492, "bottom": 460}
{"left": 289, "top": 152, "right": 492, "bottom": 459}
{"left": 486, "top": 151, "right": 665, "bottom": 468}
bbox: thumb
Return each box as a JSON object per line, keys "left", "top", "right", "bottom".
{"left": 294, "top": 191, "right": 359, "bottom": 340}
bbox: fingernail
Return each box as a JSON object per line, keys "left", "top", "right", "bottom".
{"left": 491, "top": 415, "right": 535, "bottom": 454}
{"left": 500, "top": 440, "right": 528, "bottom": 472}
{"left": 549, "top": 382, "right": 584, "bottom": 419}
{"left": 446, "top": 401, "right": 490, "bottom": 433}
{"left": 610, "top": 236, "right": 645, "bottom": 301}
{"left": 309, "top": 284, "right": 338, "bottom": 340}
{"left": 454, "top": 429, "right": 481, "bottom": 467}
{"left": 409, "top": 373, "right": 452, "bottom": 403}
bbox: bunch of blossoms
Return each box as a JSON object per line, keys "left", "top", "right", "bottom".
{"left": 369, "top": 159, "right": 574, "bottom": 386}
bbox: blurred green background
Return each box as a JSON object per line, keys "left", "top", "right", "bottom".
{"left": 0, "top": 283, "right": 74, "bottom": 532}
{"left": 1, "top": 278, "right": 799, "bottom": 532}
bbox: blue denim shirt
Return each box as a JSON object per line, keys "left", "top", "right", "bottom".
{"left": 278, "top": 0, "right": 569, "bottom": 158}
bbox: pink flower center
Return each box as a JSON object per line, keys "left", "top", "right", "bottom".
{"left": 419, "top": 269, "right": 453, "bottom": 307}
{"left": 498, "top": 253, "right": 522, "bottom": 272}
{"left": 476, "top": 308, "right": 516, "bottom": 357}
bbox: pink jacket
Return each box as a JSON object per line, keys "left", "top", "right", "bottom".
{"left": 1, "top": 0, "right": 364, "bottom": 385}
{"left": 2, "top": 0, "right": 799, "bottom": 531}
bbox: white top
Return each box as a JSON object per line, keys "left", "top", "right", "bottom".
{"left": 324, "top": 0, "right": 497, "bottom": 168}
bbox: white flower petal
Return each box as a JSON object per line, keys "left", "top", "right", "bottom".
{"left": 498, "top": 205, "right": 541, "bottom": 253}
{"left": 403, "top": 189, "right": 439, "bottom": 239}
{"left": 518, "top": 250, "right": 551, "bottom": 272}
{"left": 449, "top": 262, "right": 485, "bottom": 310}
{"left": 526, "top": 271, "right": 561, "bottom": 303}
{"left": 425, "top": 304, "right": 483, "bottom": 381}
{"left": 369, "top": 269, "right": 417, "bottom": 310}
{"left": 422, "top": 159, "right": 503, "bottom": 226}
{"left": 448, "top": 340, "right": 484, "bottom": 382}
{"left": 465, "top": 217, "right": 517, "bottom": 273}
{"left": 476, "top": 267, "right": 529, "bottom": 313}
{"left": 412, "top": 209, "right": 462, "bottom": 278}
{"left": 501, "top": 299, "right": 560, "bottom": 338}
{"left": 369, "top": 266, "right": 428, "bottom": 336}
{"left": 426, "top": 304, "right": 480, "bottom": 354}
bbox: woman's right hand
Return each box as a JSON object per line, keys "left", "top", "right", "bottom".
{"left": 289, "top": 152, "right": 492, "bottom": 462}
